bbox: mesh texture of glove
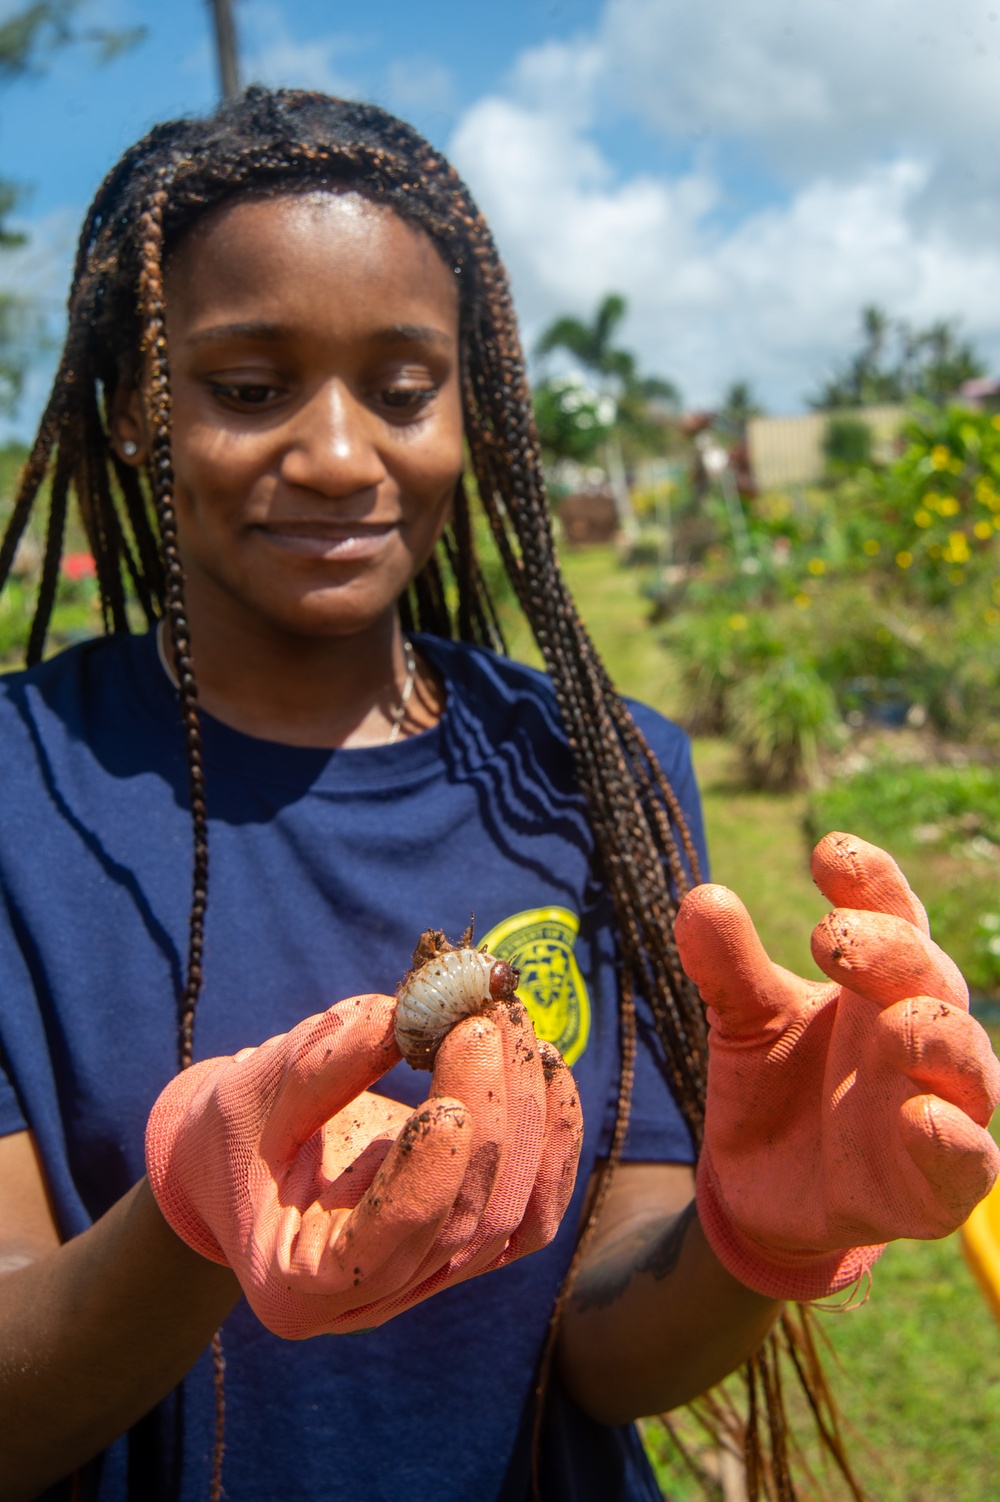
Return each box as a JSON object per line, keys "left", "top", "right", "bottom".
{"left": 677, "top": 832, "right": 1000, "bottom": 1303}
{"left": 146, "top": 992, "right": 583, "bottom": 1338}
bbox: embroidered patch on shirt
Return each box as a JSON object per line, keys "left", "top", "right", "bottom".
{"left": 479, "top": 906, "right": 591, "bottom": 1066}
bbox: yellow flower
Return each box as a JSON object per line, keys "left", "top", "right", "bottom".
{"left": 914, "top": 509, "right": 932, "bottom": 528}
{"left": 993, "top": 414, "right": 1000, "bottom": 430}
{"left": 950, "top": 569, "right": 965, "bottom": 585}
{"left": 807, "top": 557, "right": 826, "bottom": 575}
{"left": 944, "top": 531, "right": 970, "bottom": 563}
{"left": 930, "top": 445, "right": 950, "bottom": 470}
{"left": 925, "top": 491, "right": 941, "bottom": 510}
{"left": 862, "top": 538, "right": 880, "bottom": 556}
{"left": 974, "top": 520, "right": 993, "bottom": 540}
{"left": 975, "top": 477, "right": 996, "bottom": 503}
{"left": 728, "top": 613, "right": 748, "bottom": 631}
{"left": 985, "top": 608, "right": 1000, "bottom": 626}
{"left": 794, "top": 592, "right": 811, "bottom": 609}
{"left": 939, "top": 495, "right": 961, "bottom": 517}
{"left": 896, "top": 550, "right": 913, "bottom": 569}
{"left": 948, "top": 456, "right": 964, "bottom": 474}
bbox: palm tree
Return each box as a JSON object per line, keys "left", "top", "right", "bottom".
{"left": 810, "top": 305, "right": 987, "bottom": 411}
{"left": 536, "top": 294, "right": 679, "bottom": 535}
{"left": 536, "top": 293, "right": 631, "bottom": 380}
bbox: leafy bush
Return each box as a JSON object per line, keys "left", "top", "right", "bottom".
{"left": 657, "top": 400, "right": 1000, "bottom": 761}
{"left": 809, "top": 760, "right": 1000, "bottom": 847}
{"left": 824, "top": 415, "right": 873, "bottom": 472}
{"left": 849, "top": 403, "right": 1000, "bottom": 607}
{"left": 532, "top": 375, "right": 614, "bottom": 466}
{"left": 663, "top": 607, "right": 841, "bottom": 787}
{"left": 730, "top": 661, "right": 839, "bottom": 788}
{"left": 0, "top": 569, "right": 101, "bottom": 665}
{"left": 808, "top": 761, "right": 1000, "bottom": 994}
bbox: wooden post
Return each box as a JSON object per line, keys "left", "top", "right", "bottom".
{"left": 208, "top": 0, "right": 240, "bottom": 101}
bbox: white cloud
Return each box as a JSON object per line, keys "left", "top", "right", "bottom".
{"left": 381, "top": 56, "right": 456, "bottom": 120}
{"left": 601, "top": 0, "right": 1000, "bottom": 174}
{"left": 240, "top": 3, "right": 360, "bottom": 97}
{"left": 449, "top": 1, "right": 1000, "bottom": 412}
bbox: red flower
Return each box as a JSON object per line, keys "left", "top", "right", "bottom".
{"left": 62, "top": 552, "right": 96, "bottom": 582}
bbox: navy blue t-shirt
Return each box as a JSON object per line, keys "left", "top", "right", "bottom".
{"left": 0, "top": 629, "right": 707, "bottom": 1502}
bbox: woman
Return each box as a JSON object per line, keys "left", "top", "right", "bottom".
{"left": 0, "top": 88, "right": 996, "bottom": 1502}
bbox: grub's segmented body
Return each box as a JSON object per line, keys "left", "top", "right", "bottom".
{"left": 395, "top": 930, "right": 520, "bottom": 1069}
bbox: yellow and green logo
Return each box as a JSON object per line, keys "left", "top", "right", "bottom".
{"left": 479, "top": 906, "right": 591, "bottom": 1066}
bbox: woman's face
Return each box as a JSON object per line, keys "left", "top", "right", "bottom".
{"left": 127, "top": 191, "right": 464, "bottom": 643}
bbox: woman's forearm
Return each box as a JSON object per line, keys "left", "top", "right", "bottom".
{"left": 556, "top": 1197, "right": 779, "bottom": 1425}
{"left": 0, "top": 1178, "right": 241, "bottom": 1502}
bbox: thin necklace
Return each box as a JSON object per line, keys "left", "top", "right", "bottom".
{"left": 387, "top": 636, "right": 416, "bottom": 745}
{"left": 155, "top": 621, "right": 416, "bottom": 746}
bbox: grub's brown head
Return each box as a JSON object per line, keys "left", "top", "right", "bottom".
{"left": 489, "top": 959, "right": 520, "bottom": 1001}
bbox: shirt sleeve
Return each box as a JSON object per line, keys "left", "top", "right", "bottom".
{"left": 611, "top": 703, "right": 709, "bottom": 1165}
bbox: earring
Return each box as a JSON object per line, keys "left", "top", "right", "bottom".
{"left": 122, "top": 439, "right": 138, "bottom": 458}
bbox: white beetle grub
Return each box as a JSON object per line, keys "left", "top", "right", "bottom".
{"left": 394, "top": 925, "right": 521, "bottom": 1070}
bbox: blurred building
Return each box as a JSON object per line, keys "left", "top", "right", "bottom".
{"left": 958, "top": 377, "right": 1000, "bottom": 413}
{"left": 746, "top": 405, "right": 905, "bottom": 489}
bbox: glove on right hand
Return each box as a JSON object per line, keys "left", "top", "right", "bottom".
{"left": 677, "top": 833, "right": 1000, "bottom": 1303}
{"left": 146, "top": 992, "right": 582, "bottom": 1338}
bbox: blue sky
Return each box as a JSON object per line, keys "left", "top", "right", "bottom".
{"left": 5, "top": 0, "right": 1000, "bottom": 436}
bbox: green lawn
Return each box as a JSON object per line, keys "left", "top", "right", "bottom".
{"left": 501, "top": 543, "right": 683, "bottom": 714}
{"left": 529, "top": 543, "right": 1000, "bottom": 1502}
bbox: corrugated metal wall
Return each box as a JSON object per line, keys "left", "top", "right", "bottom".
{"left": 747, "top": 405, "right": 906, "bottom": 489}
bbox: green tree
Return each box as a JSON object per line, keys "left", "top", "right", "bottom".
{"left": 717, "top": 379, "right": 764, "bottom": 440}
{"left": 532, "top": 375, "right": 613, "bottom": 470}
{"left": 536, "top": 293, "right": 680, "bottom": 533}
{"left": 909, "top": 319, "right": 985, "bottom": 405}
{"left": 536, "top": 292, "right": 631, "bottom": 385}
{"left": 811, "top": 304, "right": 986, "bottom": 411}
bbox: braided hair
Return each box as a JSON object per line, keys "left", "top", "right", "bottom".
{"left": 1, "top": 87, "right": 861, "bottom": 1502}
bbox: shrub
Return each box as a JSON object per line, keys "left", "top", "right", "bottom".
{"left": 849, "top": 403, "right": 1000, "bottom": 606}
{"left": 824, "top": 415, "right": 873, "bottom": 473}
{"left": 662, "top": 609, "right": 782, "bottom": 734}
{"left": 730, "top": 661, "right": 840, "bottom": 789}
{"left": 808, "top": 761, "right": 1000, "bottom": 995}
{"left": 663, "top": 607, "right": 841, "bottom": 786}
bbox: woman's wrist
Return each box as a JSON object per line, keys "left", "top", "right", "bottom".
{"left": 695, "top": 1154, "right": 885, "bottom": 1302}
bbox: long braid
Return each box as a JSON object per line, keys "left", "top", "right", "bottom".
{"left": 2, "top": 86, "right": 860, "bottom": 1502}
{"left": 0, "top": 348, "right": 77, "bottom": 588}
{"left": 135, "top": 174, "right": 223, "bottom": 1495}
{"left": 25, "top": 444, "right": 72, "bottom": 666}
{"left": 135, "top": 174, "right": 209, "bottom": 1071}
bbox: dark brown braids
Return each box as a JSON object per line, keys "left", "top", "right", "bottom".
{"left": 0, "top": 87, "right": 863, "bottom": 1502}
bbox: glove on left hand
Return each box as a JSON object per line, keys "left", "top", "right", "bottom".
{"left": 677, "top": 832, "right": 1000, "bottom": 1302}
{"left": 146, "top": 992, "right": 583, "bottom": 1337}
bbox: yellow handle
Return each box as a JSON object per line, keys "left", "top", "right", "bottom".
{"left": 961, "top": 1176, "right": 1000, "bottom": 1325}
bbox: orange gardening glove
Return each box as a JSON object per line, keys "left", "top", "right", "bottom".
{"left": 676, "top": 831, "right": 1000, "bottom": 1302}
{"left": 145, "top": 992, "right": 582, "bottom": 1338}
